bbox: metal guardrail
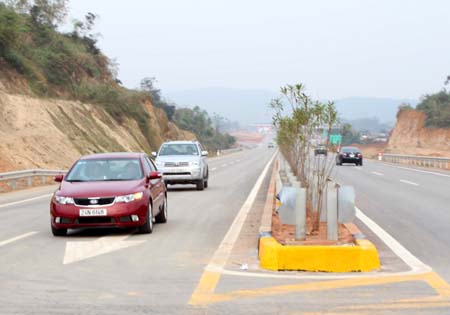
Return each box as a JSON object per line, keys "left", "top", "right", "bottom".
{"left": 382, "top": 154, "right": 450, "bottom": 170}
{"left": 0, "top": 169, "right": 67, "bottom": 190}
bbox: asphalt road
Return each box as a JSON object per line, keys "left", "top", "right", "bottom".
{"left": 1, "top": 149, "right": 450, "bottom": 315}
{"left": 334, "top": 159, "right": 450, "bottom": 281}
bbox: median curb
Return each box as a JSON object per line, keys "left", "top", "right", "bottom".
{"left": 259, "top": 236, "right": 380, "bottom": 272}
{"left": 258, "top": 154, "right": 381, "bottom": 272}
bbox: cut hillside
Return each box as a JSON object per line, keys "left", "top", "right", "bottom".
{"left": 0, "top": 3, "right": 202, "bottom": 172}
{"left": 386, "top": 109, "right": 450, "bottom": 157}
{"left": 0, "top": 86, "right": 194, "bottom": 172}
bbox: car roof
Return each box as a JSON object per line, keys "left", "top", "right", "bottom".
{"left": 162, "top": 140, "right": 199, "bottom": 145}
{"left": 80, "top": 152, "right": 144, "bottom": 160}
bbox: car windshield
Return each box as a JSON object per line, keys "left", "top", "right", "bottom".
{"left": 65, "top": 158, "right": 143, "bottom": 182}
{"left": 159, "top": 143, "right": 199, "bottom": 156}
{"left": 342, "top": 147, "right": 359, "bottom": 153}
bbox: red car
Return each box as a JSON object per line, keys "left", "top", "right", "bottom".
{"left": 50, "top": 152, "right": 167, "bottom": 236}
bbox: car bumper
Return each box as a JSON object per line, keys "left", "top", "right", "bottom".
{"left": 50, "top": 199, "right": 148, "bottom": 229}
{"left": 159, "top": 167, "right": 203, "bottom": 183}
{"left": 341, "top": 157, "right": 362, "bottom": 163}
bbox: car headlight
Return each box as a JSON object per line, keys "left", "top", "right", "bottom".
{"left": 55, "top": 196, "right": 75, "bottom": 205}
{"left": 116, "top": 192, "right": 143, "bottom": 203}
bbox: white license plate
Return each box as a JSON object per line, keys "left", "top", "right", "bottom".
{"left": 349, "top": 154, "right": 355, "bottom": 158}
{"left": 79, "top": 209, "right": 107, "bottom": 217}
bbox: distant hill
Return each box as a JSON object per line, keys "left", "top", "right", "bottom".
{"left": 166, "top": 88, "right": 417, "bottom": 124}
{"left": 166, "top": 88, "right": 278, "bottom": 125}
{"left": 334, "top": 97, "right": 418, "bottom": 124}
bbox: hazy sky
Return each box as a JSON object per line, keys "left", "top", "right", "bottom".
{"left": 67, "top": 0, "right": 450, "bottom": 99}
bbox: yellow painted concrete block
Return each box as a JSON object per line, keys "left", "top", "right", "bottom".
{"left": 259, "top": 237, "right": 381, "bottom": 272}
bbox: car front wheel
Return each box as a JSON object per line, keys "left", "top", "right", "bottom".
{"left": 155, "top": 196, "right": 168, "bottom": 224}
{"left": 138, "top": 202, "right": 153, "bottom": 234}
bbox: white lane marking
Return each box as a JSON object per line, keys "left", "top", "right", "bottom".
{"left": 372, "top": 171, "right": 384, "bottom": 176}
{"left": 235, "top": 160, "right": 240, "bottom": 163}
{"left": 0, "top": 232, "right": 39, "bottom": 247}
{"left": 221, "top": 164, "right": 228, "bottom": 167}
{"left": 355, "top": 167, "right": 363, "bottom": 171}
{"left": 355, "top": 207, "right": 430, "bottom": 273}
{"left": 380, "top": 163, "right": 450, "bottom": 178}
{"left": 205, "top": 152, "right": 276, "bottom": 273}
{"left": 0, "top": 193, "right": 53, "bottom": 209}
{"left": 211, "top": 168, "right": 217, "bottom": 171}
{"left": 63, "top": 233, "right": 146, "bottom": 264}
{"left": 400, "top": 179, "right": 419, "bottom": 186}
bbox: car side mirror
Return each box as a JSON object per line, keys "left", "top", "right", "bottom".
{"left": 201, "top": 150, "right": 208, "bottom": 157}
{"left": 54, "top": 174, "right": 64, "bottom": 182}
{"left": 151, "top": 151, "right": 157, "bottom": 158}
{"left": 148, "top": 171, "right": 162, "bottom": 180}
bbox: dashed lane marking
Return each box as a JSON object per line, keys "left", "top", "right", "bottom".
{"left": 0, "top": 193, "right": 53, "bottom": 209}
{"left": 371, "top": 171, "right": 384, "bottom": 176}
{"left": 400, "top": 179, "right": 420, "bottom": 186}
{"left": 0, "top": 231, "right": 38, "bottom": 247}
{"left": 211, "top": 168, "right": 217, "bottom": 171}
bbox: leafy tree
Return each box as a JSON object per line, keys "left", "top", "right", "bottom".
{"left": 341, "top": 123, "right": 361, "bottom": 145}
{"left": 416, "top": 91, "right": 450, "bottom": 128}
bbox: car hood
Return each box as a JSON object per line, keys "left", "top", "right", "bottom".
{"left": 155, "top": 155, "right": 200, "bottom": 163}
{"left": 58, "top": 179, "right": 144, "bottom": 198}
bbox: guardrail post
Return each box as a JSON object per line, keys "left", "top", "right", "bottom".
{"left": 11, "top": 179, "right": 17, "bottom": 190}
{"left": 27, "top": 176, "right": 32, "bottom": 187}
{"left": 326, "top": 183, "right": 338, "bottom": 241}
{"left": 41, "top": 176, "right": 46, "bottom": 185}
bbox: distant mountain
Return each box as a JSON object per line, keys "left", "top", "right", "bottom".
{"left": 166, "top": 87, "right": 278, "bottom": 125}
{"left": 334, "top": 97, "right": 418, "bottom": 124}
{"left": 166, "top": 88, "right": 417, "bottom": 125}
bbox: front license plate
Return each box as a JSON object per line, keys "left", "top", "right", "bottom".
{"left": 349, "top": 154, "right": 355, "bottom": 158}
{"left": 79, "top": 209, "right": 107, "bottom": 216}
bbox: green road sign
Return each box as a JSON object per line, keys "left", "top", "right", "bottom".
{"left": 329, "top": 134, "right": 342, "bottom": 145}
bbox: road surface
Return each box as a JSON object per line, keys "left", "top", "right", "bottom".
{"left": 1, "top": 147, "right": 450, "bottom": 314}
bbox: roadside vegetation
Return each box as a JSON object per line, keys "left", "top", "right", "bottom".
{"left": 396, "top": 77, "right": 450, "bottom": 129}
{"left": 0, "top": 0, "right": 235, "bottom": 151}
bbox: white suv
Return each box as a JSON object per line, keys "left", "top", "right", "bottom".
{"left": 152, "top": 141, "right": 209, "bottom": 190}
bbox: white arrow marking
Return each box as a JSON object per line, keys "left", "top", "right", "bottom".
{"left": 63, "top": 234, "right": 145, "bottom": 265}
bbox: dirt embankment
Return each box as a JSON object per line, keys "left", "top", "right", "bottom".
{"left": 386, "top": 110, "right": 450, "bottom": 157}
{"left": 0, "top": 87, "right": 194, "bottom": 172}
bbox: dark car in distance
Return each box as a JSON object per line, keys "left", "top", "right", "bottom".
{"left": 314, "top": 145, "right": 328, "bottom": 156}
{"left": 336, "top": 146, "right": 363, "bottom": 166}
{"left": 50, "top": 152, "right": 167, "bottom": 236}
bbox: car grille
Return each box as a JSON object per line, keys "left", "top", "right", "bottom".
{"left": 163, "top": 172, "right": 191, "bottom": 176}
{"left": 74, "top": 197, "right": 115, "bottom": 206}
{"left": 75, "top": 217, "right": 115, "bottom": 224}
{"left": 164, "top": 162, "right": 190, "bottom": 167}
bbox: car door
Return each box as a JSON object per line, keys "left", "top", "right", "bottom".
{"left": 145, "top": 156, "right": 164, "bottom": 210}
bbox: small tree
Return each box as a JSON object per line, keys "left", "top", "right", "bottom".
{"left": 271, "top": 84, "right": 338, "bottom": 233}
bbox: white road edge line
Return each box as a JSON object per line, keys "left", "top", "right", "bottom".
{"left": 372, "top": 171, "right": 384, "bottom": 176}
{"left": 400, "top": 179, "right": 420, "bottom": 186}
{"left": 0, "top": 193, "right": 53, "bottom": 209}
{"left": 204, "top": 151, "right": 277, "bottom": 273}
{"left": 380, "top": 163, "right": 450, "bottom": 178}
{"left": 0, "top": 231, "right": 39, "bottom": 247}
